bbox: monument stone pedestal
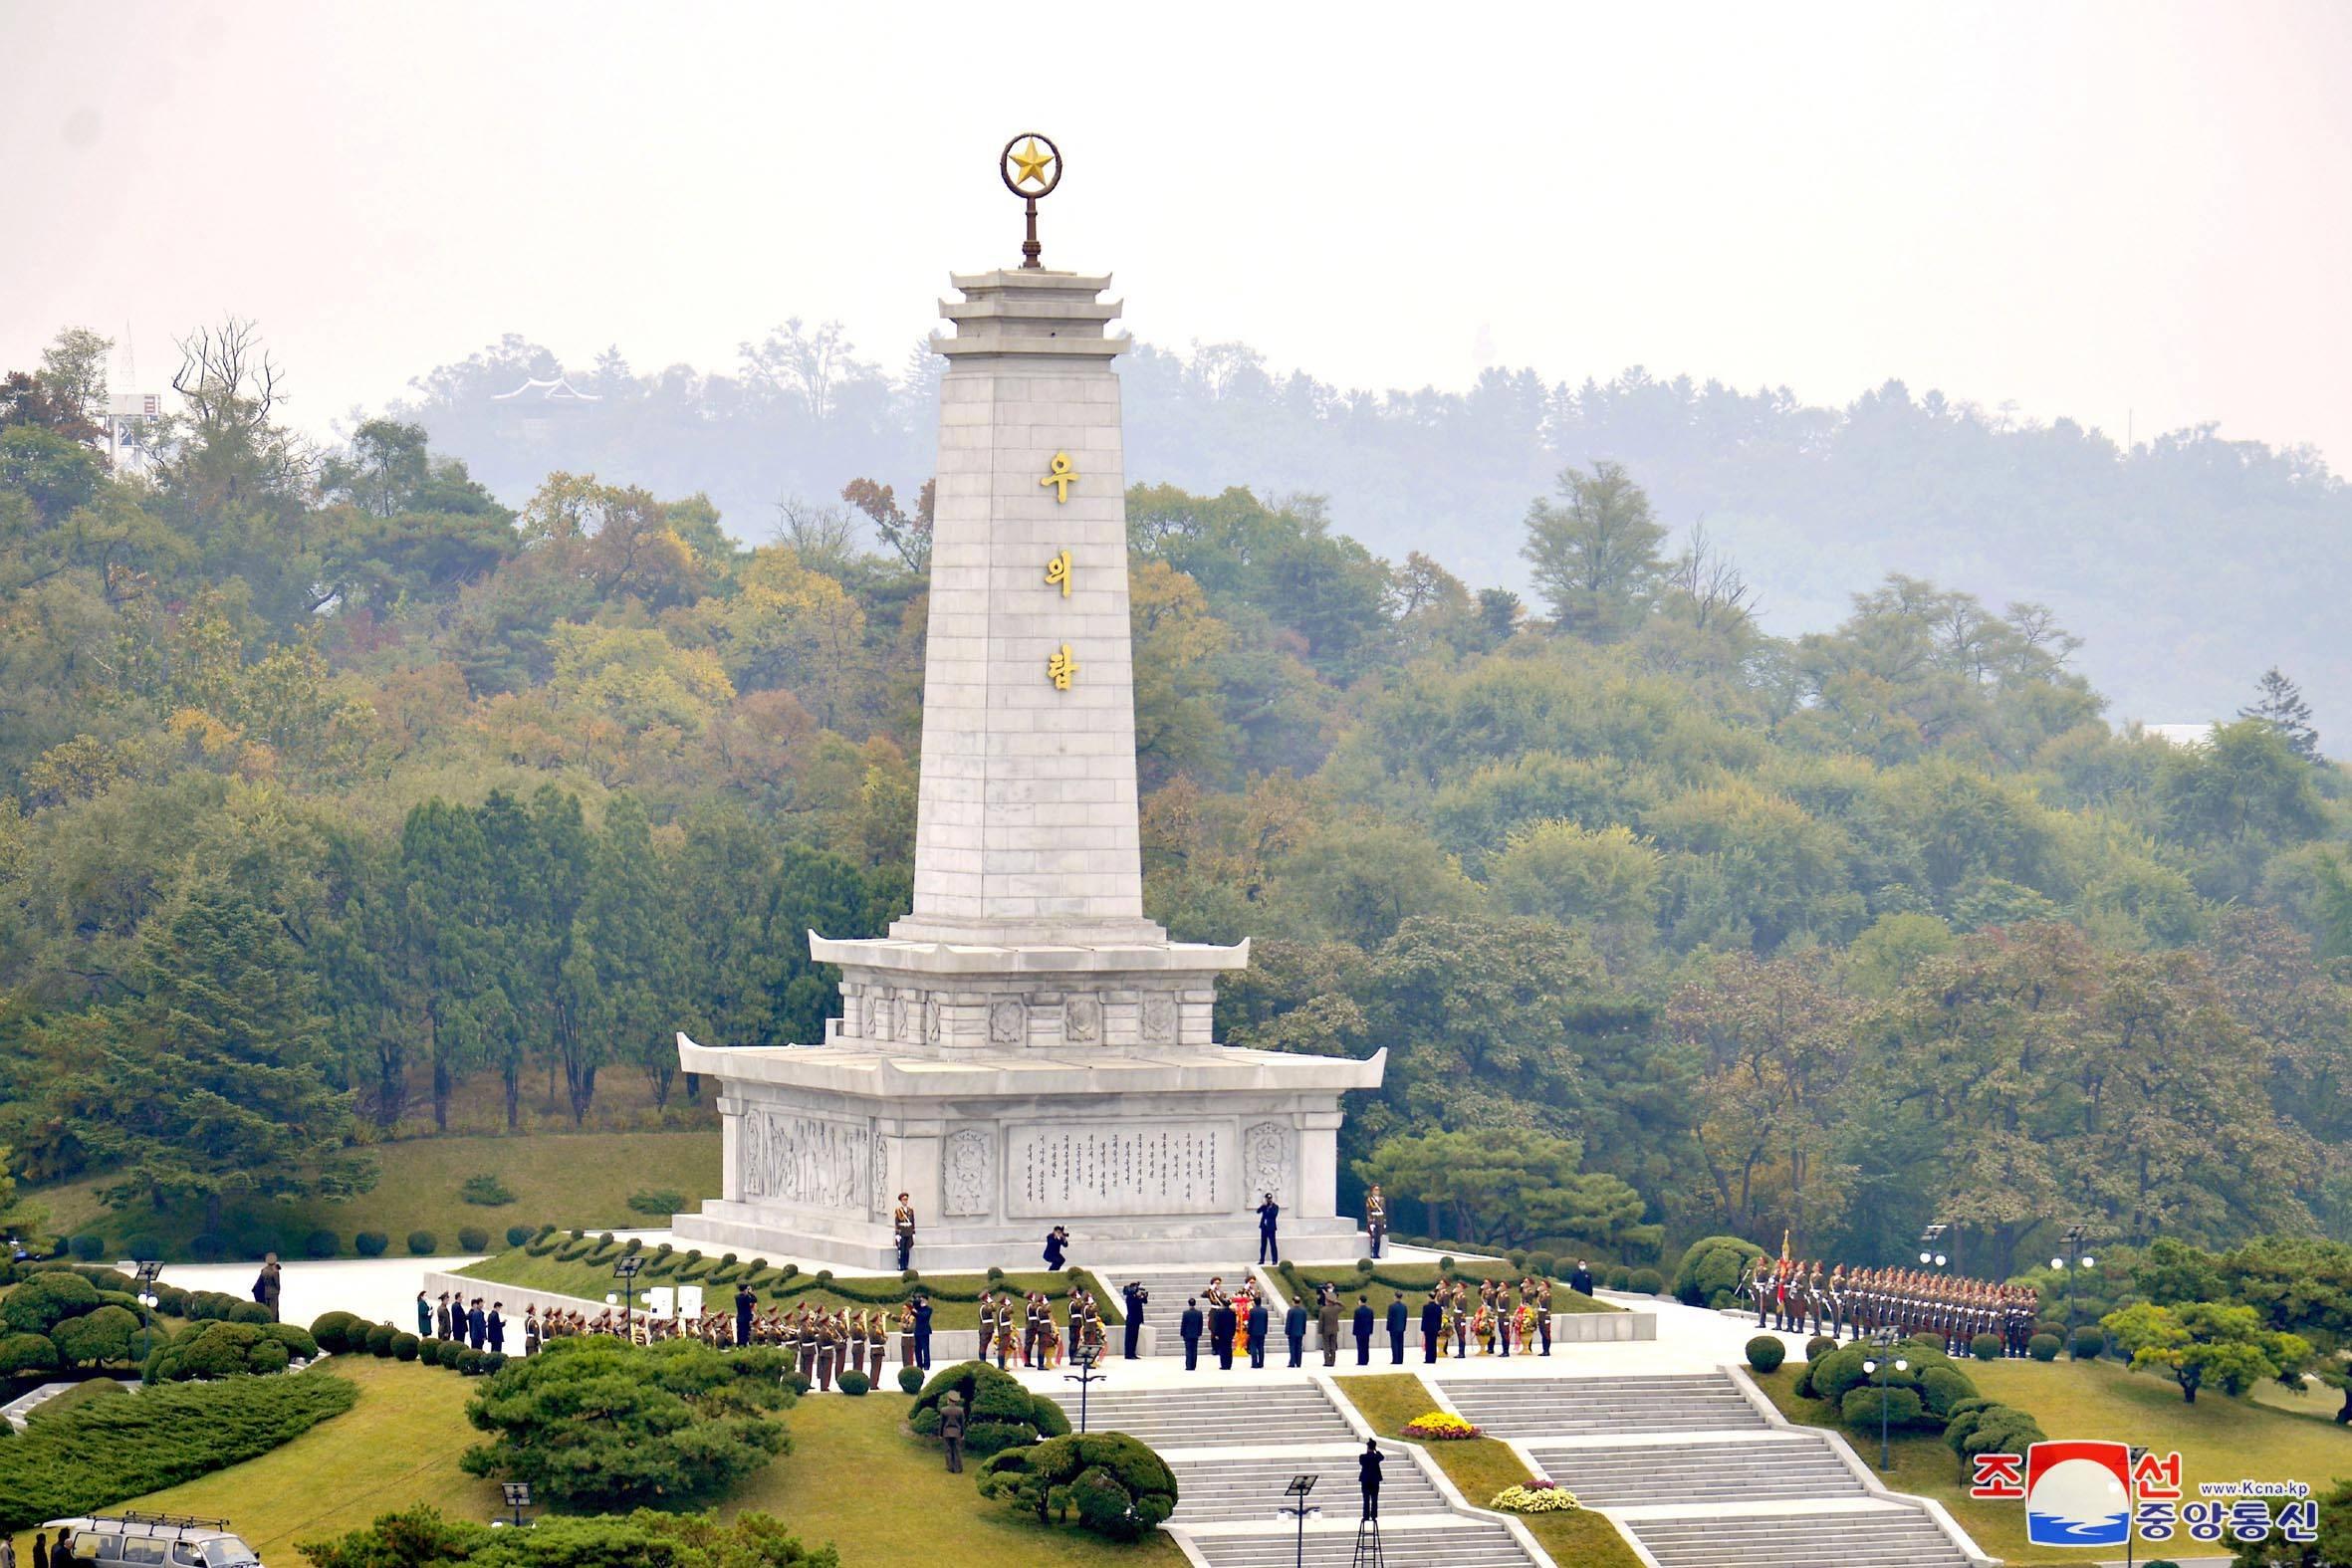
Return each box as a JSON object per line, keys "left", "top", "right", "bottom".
{"left": 673, "top": 254, "right": 1383, "bottom": 1272}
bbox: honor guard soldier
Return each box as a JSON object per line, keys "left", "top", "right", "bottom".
{"left": 893, "top": 1193, "right": 917, "bottom": 1271}
{"left": 1366, "top": 1184, "right": 1388, "bottom": 1258}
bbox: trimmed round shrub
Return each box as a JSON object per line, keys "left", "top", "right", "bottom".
{"left": 1792, "top": 1366, "right": 1814, "bottom": 1399}
{"left": 505, "top": 1226, "right": 533, "bottom": 1248}
{"left": 405, "top": 1231, "right": 438, "bottom": 1256}
{"left": 1840, "top": 1384, "right": 1927, "bottom": 1430}
{"left": 363, "top": 1323, "right": 396, "bottom": 1357}
{"left": 1528, "top": 1252, "right": 1557, "bottom": 1279}
{"left": 963, "top": 1421, "right": 1034, "bottom": 1457}
{"left": 1437, "top": 1255, "right": 1456, "bottom": 1273}
{"left": 1604, "top": 1265, "right": 1633, "bottom": 1290}
{"left": 1, "top": 1270, "right": 102, "bottom": 1335}
{"left": 1805, "top": 1335, "right": 1838, "bottom": 1363}
{"left": 978, "top": 1431, "right": 1178, "bottom": 1541}
{"left": 1970, "top": 1331, "right": 2003, "bottom": 1362}
{"left": 249, "top": 1339, "right": 290, "bottom": 1374}
{"left": 2069, "top": 1324, "right": 2105, "bottom": 1360}
{"left": 1354, "top": 1256, "right": 1375, "bottom": 1274}
{"left": 1673, "top": 1233, "right": 1765, "bottom": 1308}
{"left": 836, "top": 1369, "right": 870, "bottom": 1396}
{"left": 227, "top": 1301, "right": 272, "bottom": 1325}
{"left": 264, "top": 1323, "right": 319, "bottom": 1360}
{"left": 1507, "top": 1249, "right": 1529, "bottom": 1271}
{"left": 68, "top": 1233, "right": 106, "bottom": 1261}
{"left": 1746, "top": 1335, "right": 1786, "bottom": 1372}
{"left": 457, "top": 1348, "right": 487, "bottom": 1375}
{"left": 898, "top": 1366, "right": 925, "bottom": 1395}
{"left": 2027, "top": 1332, "right": 2060, "bottom": 1362}
{"left": 0, "top": 1331, "right": 61, "bottom": 1376}
{"left": 392, "top": 1332, "right": 420, "bottom": 1361}
{"left": 479, "top": 1350, "right": 507, "bottom": 1375}
{"left": 119, "top": 1234, "right": 163, "bottom": 1264}
{"left": 457, "top": 1227, "right": 490, "bottom": 1253}
{"left": 1918, "top": 1364, "right": 1978, "bottom": 1418}
{"left": 304, "top": 1230, "right": 340, "bottom": 1260}
{"left": 781, "top": 1262, "right": 800, "bottom": 1279}
{"left": 353, "top": 1232, "right": 389, "bottom": 1257}
{"left": 1628, "top": 1267, "right": 1665, "bottom": 1295}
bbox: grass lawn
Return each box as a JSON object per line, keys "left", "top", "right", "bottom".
{"left": 719, "top": 1386, "right": 1181, "bottom": 1565}
{"left": 1266, "top": 1260, "right": 1623, "bottom": 1316}
{"left": 1334, "top": 1372, "right": 1643, "bottom": 1568}
{"left": 28, "top": 1130, "right": 718, "bottom": 1262}
{"left": 1751, "top": 1355, "right": 2352, "bottom": 1565}
{"left": 5, "top": 1356, "right": 504, "bottom": 1563}
{"left": 457, "top": 1247, "right": 1124, "bottom": 1332}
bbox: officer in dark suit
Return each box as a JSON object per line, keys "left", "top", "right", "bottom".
{"left": 1386, "top": 1292, "right": 1408, "bottom": 1364}
{"left": 1122, "top": 1281, "right": 1147, "bottom": 1359}
{"left": 1285, "top": 1295, "right": 1308, "bottom": 1367}
{"left": 912, "top": 1293, "right": 934, "bottom": 1370}
{"left": 1359, "top": 1438, "right": 1385, "bottom": 1520}
{"left": 486, "top": 1303, "right": 505, "bottom": 1354}
{"left": 735, "top": 1283, "right": 757, "bottom": 1348}
{"left": 1180, "top": 1297, "right": 1205, "bottom": 1371}
{"left": 435, "top": 1292, "right": 453, "bottom": 1340}
{"left": 1420, "top": 1294, "right": 1442, "bottom": 1363}
{"left": 467, "top": 1297, "right": 487, "bottom": 1350}
{"left": 1211, "top": 1296, "right": 1238, "bottom": 1370}
{"left": 1351, "top": 1294, "right": 1374, "bottom": 1366}
{"left": 1570, "top": 1260, "right": 1595, "bottom": 1295}
{"left": 1256, "top": 1192, "right": 1282, "bottom": 1265}
{"left": 1246, "top": 1294, "right": 1270, "bottom": 1369}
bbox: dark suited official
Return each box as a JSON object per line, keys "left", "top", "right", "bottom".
{"left": 1359, "top": 1438, "right": 1384, "bottom": 1519}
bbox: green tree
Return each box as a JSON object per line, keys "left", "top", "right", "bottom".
{"left": 1521, "top": 461, "right": 1666, "bottom": 642}
{"left": 1356, "top": 1127, "right": 1658, "bottom": 1253}
{"left": 459, "top": 1337, "right": 794, "bottom": 1509}
{"left": 302, "top": 1505, "right": 839, "bottom": 1568}
{"left": 2238, "top": 667, "right": 2321, "bottom": 764}
{"left": 2101, "top": 1300, "right": 2311, "bottom": 1404}
{"left": 51, "top": 885, "right": 375, "bottom": 1227}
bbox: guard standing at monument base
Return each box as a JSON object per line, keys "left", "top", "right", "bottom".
{"left": 1257, "top": 1192, "right": 1282, "bottom": 1264}
{"left": 894, "top": 1194, "right": 917, "bottom": 1271}
{"left": 1366, "top": 1184, "right": 1387, "bottom": 1258}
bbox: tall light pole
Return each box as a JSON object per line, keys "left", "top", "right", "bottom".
{"left": 1279, "top": 1473, "right": 1319, "bottom": 1568}
{"left": 1917, "top": 1223, "right": 1951, "bottom": 1271}
{"left": 133, "top": 1258, "right": 163, "bottom": 1364}
{"left": 2051, "top": 1226, "right": 2095, "bottom": 1337}
{"left": 614, "top": 1254, "right": 644, "bottom": 1342}
{"left": 1860, "top": 1332, "right": 1910, "bottom": 1471}
{"left": 1062, "top": 1343, "right": 1105, "bottom": 1433}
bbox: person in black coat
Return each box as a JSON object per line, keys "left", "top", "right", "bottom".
{"left": 1042, "top": 1226, "right": 1068, "bottom": 1271}
{"left": 1121, "top": 1281, "right": 1147, "bottom": 1359}
{"left": 735, "top": 1283, "right": 757, "bottom": 1348}
{"left": 1351, "top": 1294, "right": 1374, "bottom": 1366}
{"left": 1358, "top": 1438, "right": 1385, "bottom": 1520}
{"left": 1179, "top": 1297, "right": 1204, "bottom": 1371}
{"left": 912, "top": 1294, "right": 934, "bottom": 1370}
{"left": 1285, "top": 1297, "right": 1308, "bottom": 1367}
{"left": 487, "top": 1303, "right": 506, "bottom": 1354}
{"left": 1211, "top": 1298, "right": 1238, "bottom": 1370}
{"left": 467, "top": 1297, "right": 487, "bottom": 1350}
{"left": 1385, "top": 1292, "right": 1407, "bottom": 1364}
{"left": 1256, "top": 1192, "right": 1282, "bottom": 1264}
{"left": 435, "top": 1292, "right": 453, "bottom": 1340}
{"left": 1419, "top": 1295, "right": 1442, "bottom": 1363}
{"left": 1246, "top": 1295, "right": 1270, "bottom": 1369}
{"left": 1570, "top": 1260, "right": 1595, "bottom": 1295}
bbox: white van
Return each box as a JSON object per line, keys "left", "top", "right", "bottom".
{"left": 45, "top": 1511, "right": 262, "bottom": 1567}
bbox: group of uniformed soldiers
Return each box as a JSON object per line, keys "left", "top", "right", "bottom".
{"left": 1430, "top": 1275, "right": 1555, "bottom": 1359}
{"left": 1740, "top": 1257, "right": 2043, "bottom": 1357}
{"left": 976, "top": 1286, "right": 1106, "bottom": 1370}
{"left": 524, "top": 1298, "right": 925, "bottom": 1387}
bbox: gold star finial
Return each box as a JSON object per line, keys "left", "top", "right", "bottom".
{"left": 1011, "top": 137, "right": 1053, "bottom": 188}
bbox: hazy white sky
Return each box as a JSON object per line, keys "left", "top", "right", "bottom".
{"left": 5, "top": 1, "right": 2349, "bottom": 465}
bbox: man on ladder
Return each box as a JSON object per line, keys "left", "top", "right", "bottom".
{"left": 1355, "top": 1437, "right": 1385, "bottom": 1566}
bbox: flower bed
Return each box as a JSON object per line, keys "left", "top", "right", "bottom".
{"left": 1401, "top": 1410, "right": 1482, "bottom": 1440}
{"left": 1492, "top": 1480, "right": 1579, "bottom": 1513}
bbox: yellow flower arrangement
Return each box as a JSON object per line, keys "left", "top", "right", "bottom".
{"left": 1492, "top": 1481, "right": 1579, "bottom": 1513}
{"left": 1400, "top": 1410, "right": 1482, "bottom": 1440}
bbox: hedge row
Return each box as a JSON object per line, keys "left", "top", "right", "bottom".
{"left": 30, "top": 1223, "right": 538, "bottom": 1265}
{"left": 0, "top": 1368, "right": 358, "bottom": 1532}
{"left": 310, "top": 1311, "right": 507, "bottom": 1377}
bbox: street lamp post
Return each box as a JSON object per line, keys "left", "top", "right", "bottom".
{"left": 1062, "top": 1343, "right": 1106, "bottom": 1433}
{"left": 501, "top": 1481, "right": 533, "bottom": 1528}
{"left": 1278, "top": 1474, "right": 1319, "bottom": 1568}
{"left": 133, "top": 1258, "right": 163, "bottom": 1364}
{"left": 613, "top": 1254, "right": 644, "bottom": 1342}
{"left": 2051, "top": 1226, "right": 2096, "bottom": 1337}
{"left": 1917, "top": 1223, "right": 1951, "bottom": 1271}
{"left": 1860, "top": 1333, "right": 1910, "bottom": 1472}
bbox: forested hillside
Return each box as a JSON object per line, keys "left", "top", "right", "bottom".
{"left": 392, "top": 330, "right": 2352, "bottom": 752}
{"left": 3, "top": 323, "right": 2350, "bottom": 1277}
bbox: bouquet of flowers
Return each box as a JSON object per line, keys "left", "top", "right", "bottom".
{"left": 1401, "top": 1411, "right": 1483, "bottom": 1440}
{"left": 1491, "top": 1480, "right": 1579, "bottom": 1513}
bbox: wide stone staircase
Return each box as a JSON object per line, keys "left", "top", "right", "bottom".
{"left": 1438, "top": 1371, "right": 1769, "bottom": 1438}
{"left": 1627, "top": 1507, "right": 1973, "bottom": 1568}
{"left": 1187, "top": 1519, "right": 1534, "bottom": 1567}
{"left": 1167, "top": 1442, "right": 1445, "bottom": 1523}
{"left": 1525, "top": 1433, "right": 1867, "bottom": 1507}
{"left": 1079, "top": 1381, "right": 1357, "bottom": 1450}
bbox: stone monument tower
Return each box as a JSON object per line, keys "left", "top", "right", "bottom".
{"left": 673, "top": 136, "right": 1383, "bottom": 1269}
